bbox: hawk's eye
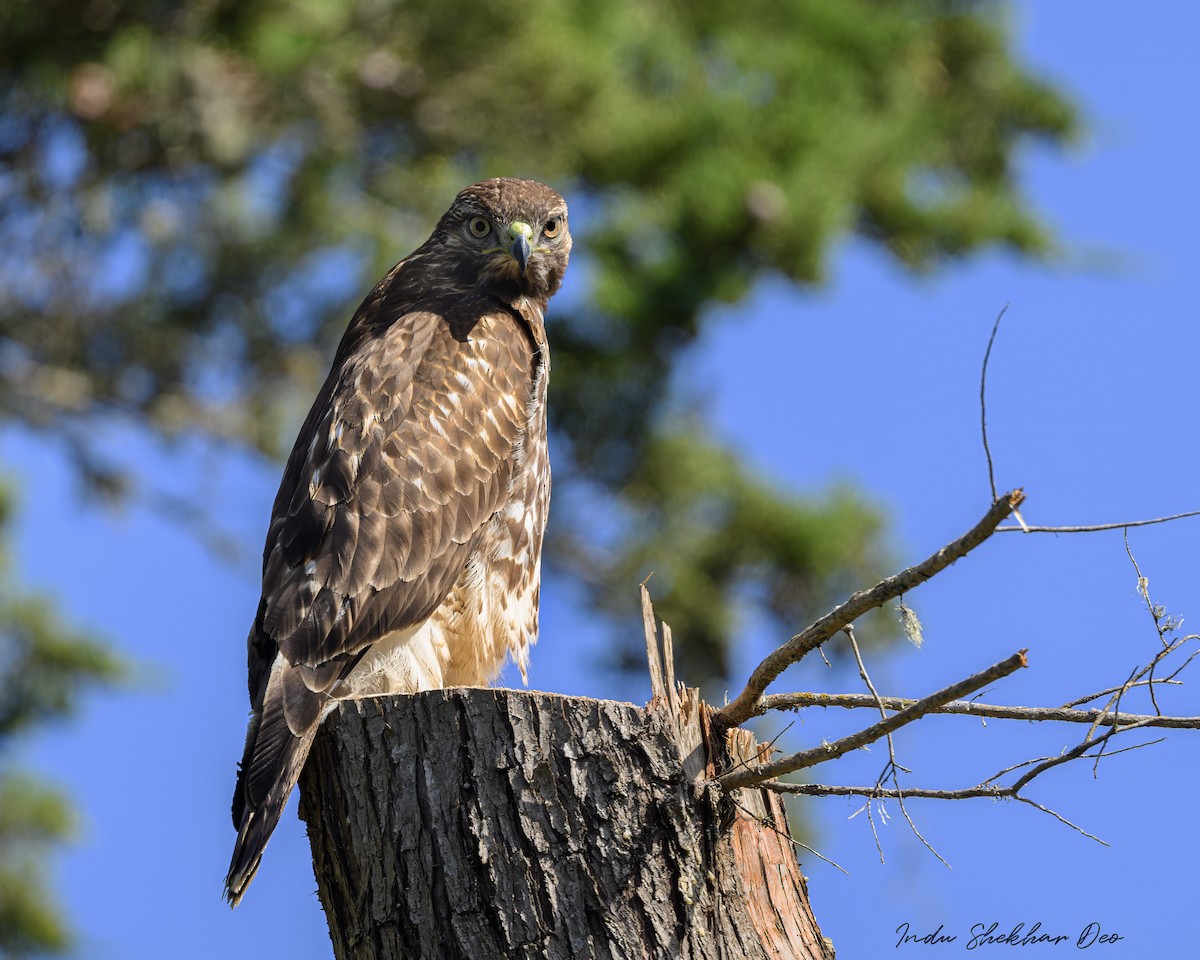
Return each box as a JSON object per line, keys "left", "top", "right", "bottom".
{"left": 469, "top": 217, "right": 491, "bottom": 238}
{"left": 543, "top": 217, "right": 561, "bottom": 239}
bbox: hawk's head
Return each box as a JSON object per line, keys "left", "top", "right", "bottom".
{"left": 430, "top": 178, "right": 571, "bottom": 306}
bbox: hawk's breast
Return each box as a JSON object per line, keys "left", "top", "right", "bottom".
{"left": 335, "top": 312, "right": 550, "bottom": 696}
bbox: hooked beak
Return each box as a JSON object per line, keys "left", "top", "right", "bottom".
{"left": 507, "top": 221, "right": 534, "bottom": 276}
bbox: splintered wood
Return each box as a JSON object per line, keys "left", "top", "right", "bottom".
{"left": 641, "top": 585, "right": 834, "bottom": 960}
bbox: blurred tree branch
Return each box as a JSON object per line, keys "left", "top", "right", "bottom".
{"left": 0, "top": 0, "right": 1077, "bottom": 688}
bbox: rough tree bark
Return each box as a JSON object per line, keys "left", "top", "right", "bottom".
{"left": 298, "top": 685, "right": 834, "bottom": 960}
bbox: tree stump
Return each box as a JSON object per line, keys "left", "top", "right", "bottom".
{"left": 299, "top": 686, "right": 833, "bottom": 960}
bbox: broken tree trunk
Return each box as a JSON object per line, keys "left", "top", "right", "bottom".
{"left": 299, "top": 680, "right": 833, "bottom": 960}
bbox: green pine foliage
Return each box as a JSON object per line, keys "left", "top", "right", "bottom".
{"left": 0, "top": 3, "right": 1074, "bottom": 942}
{"left": 0, "top": 776, "right": 76, "bottom": 958}
{"left": 0, "top": 0, "right": 1074, "bottom": 685}
{"left": 0, "top": 485, "right": 123, "bottom": 958}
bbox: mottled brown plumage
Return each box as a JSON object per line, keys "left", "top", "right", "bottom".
{"left": 225, "top": 178, "right": 570, "bottom": 905}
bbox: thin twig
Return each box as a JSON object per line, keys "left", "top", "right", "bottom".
{"left": 758, "top": 692, "right": 1200, "bottom": 729}
{"left": 1095, "top": 737, "right": 1167, "bottom": 760}
{"left": 996, "top": 510, "right": 1200, "bottom": 534}
{"left": 790, "top": 838, "right": 850, "bottom": 876}
{"left": 1015, "top": 797, "right": 1108, "bottom": 845}
{"left": 730, "top": 797, "right": 850, "bottom": 876}
{"left": 715, "top": 490, "right": 1025, "bottom": 730}
{"left": 980, "top": 303, "right": 1008, "bottom": 502}
{"left": 1009, "top": 720, "right": 1154, "bottom": 793}
{"left": 982, "top": 753, "right": 1056, "bottom": 787}
{"left": 1126, "top": 532, "right": 1155, "bottom": 634}
{"left": 843, "top": 626, "right": 948, "bottom": 866}
{"left": 1126, "top": 529, "right": 1175, "bottom": 653}
{"left": 1083, "top": 631, "right": 1191, "bottom": 746}
{"left": 1060, "top": 675, "right": 1188, "bottom": 709}
{"left": 863, "top": 798, "right": 884, "bottom": 864}
{"left": 1089, "top": 667, "right": 1137, "bottom": 772}
{"left": 844, "top": 626, "right": 891, "bottom": 737}
{"left": 845, "top": 627, "right": 897, "bottom": 865}
{"left": 775, "top": 777, "right": 1108, "bottom": 845}
{"left": 718, "top": 650, "right": 1028, "bottom": 790}
{"left": 847, "top": 796, "right": 889, "bottom": 863}
{"left": 762, "top": 721, "right": 1163, "bottom": 848}
{"left": 720, "top": 721, "right": 796, "bottom": 779}
{"left": 1084, "top": 667, "right": 1138, "bottom": 743}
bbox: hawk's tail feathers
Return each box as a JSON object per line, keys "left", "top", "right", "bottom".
{"left": 226, "top": 656, "right": 332, "bottom": 907}
{"left": 224, "top": 722, "right": 318, "bottom": 907}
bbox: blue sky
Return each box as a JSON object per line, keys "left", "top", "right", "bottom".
{"left": 7, "top": 4, "right": 1198, "bottom": 957}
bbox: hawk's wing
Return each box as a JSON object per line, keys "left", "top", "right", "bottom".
{"left": 225, "top": 287, "right": 540, "bottom": 904}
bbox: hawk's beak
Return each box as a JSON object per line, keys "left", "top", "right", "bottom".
{"left": 507, "top": 221, "right": 534, "bottom": 276}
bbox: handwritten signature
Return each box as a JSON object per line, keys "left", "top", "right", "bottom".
{"left": 895, "top": 922, "right": 1124, "bottom": 949}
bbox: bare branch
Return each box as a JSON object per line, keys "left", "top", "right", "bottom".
{"left": 715, "top": 489, "right": 1026, "bottom": 729}
{"left": 764, "top": 782, "right": 1004, "bottom": 801}
{"left": 703, "top": 431, "right": 1200, "bottom": 871}
{"left": 844, "top": 626, "right": 890, "bottom": 735}
{"left": 758, "top": 691, "right": 1200, "bottom": 729}
{"left": 767, "top": 779, "right": 1115, "bottom": 846}
{"left": 996, "top": 510, "right": 1200, "bottom": 534}
{"left": 1086, "top": 666, "right": 1137, "bottom": 762}
{"left": 761, "top": 723, "right": 1162, "bottom": 847}
{"left": 1009, "top": 720, "right": 1154, "bottom": 793}
{"left": 718, "top": 650, "right": 1028, "bottom": 790}
{"left": 725, "top": 532, "right": 1199, "bottom": 875}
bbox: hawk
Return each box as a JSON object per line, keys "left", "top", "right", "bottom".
{"left": 225, "top": 178, "right": 571, "bottom": 905}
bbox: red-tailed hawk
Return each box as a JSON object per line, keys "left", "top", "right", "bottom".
{"left": 225, "top": 178, "right": 571, "bottom": 905}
